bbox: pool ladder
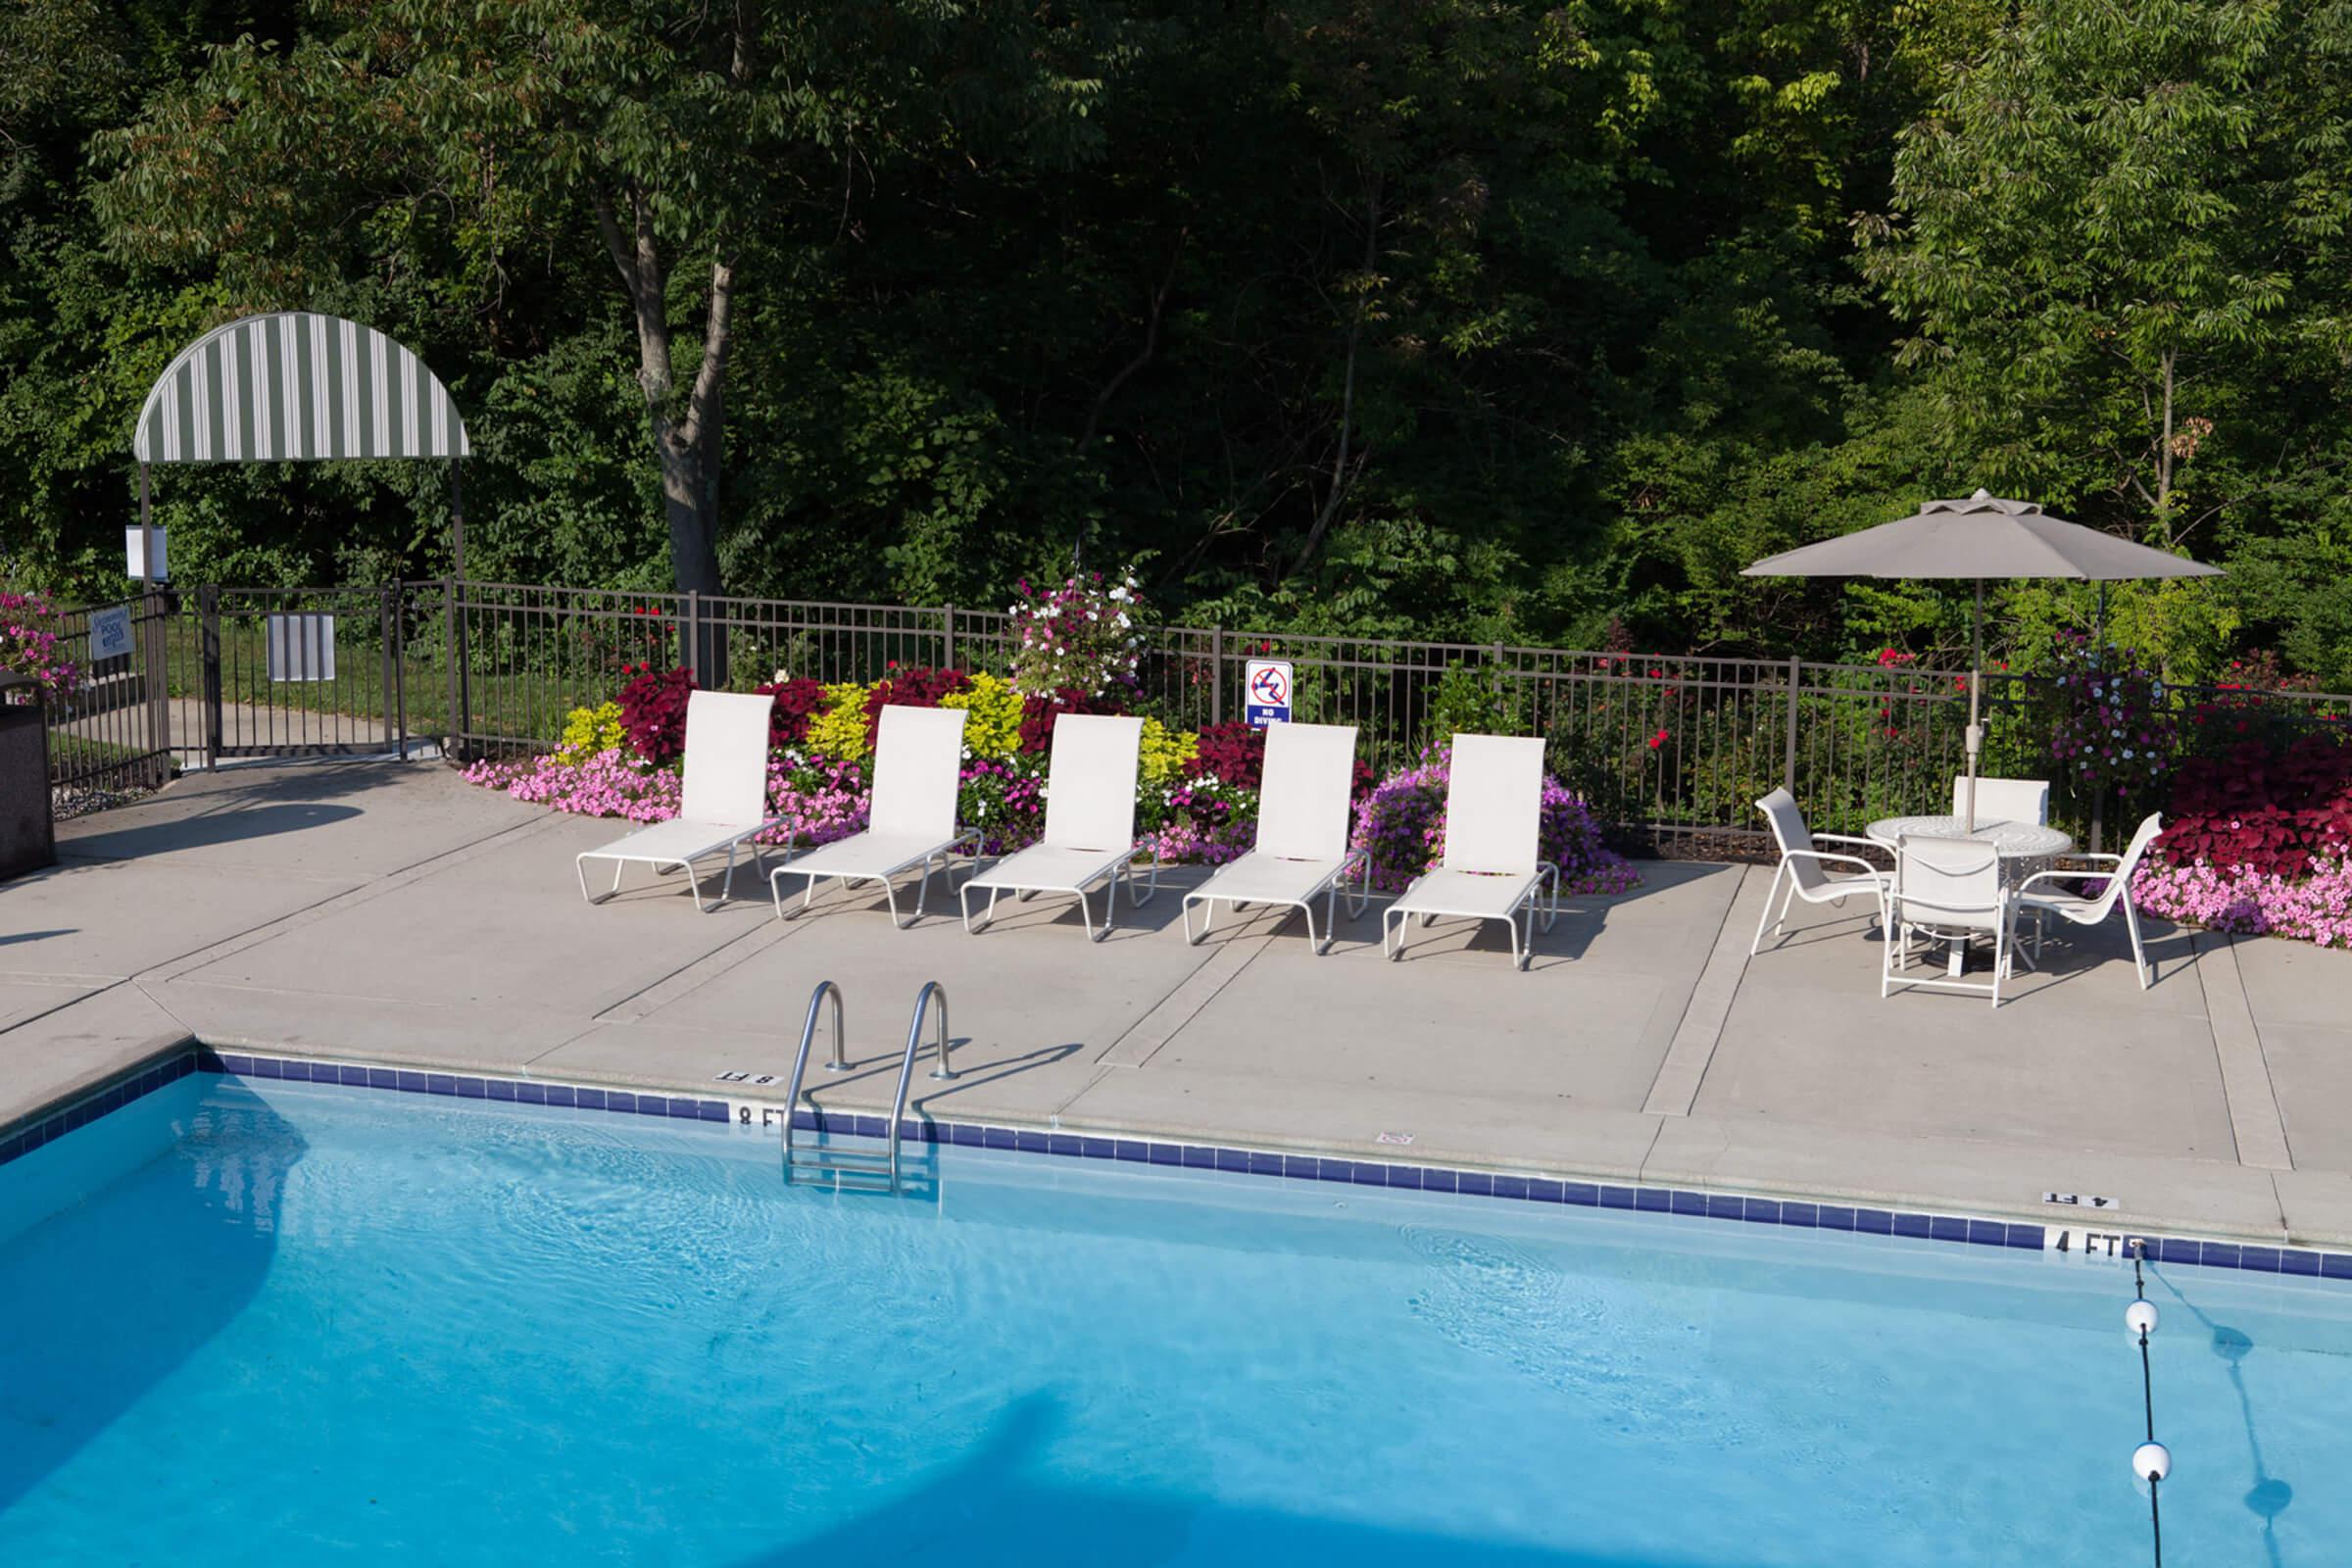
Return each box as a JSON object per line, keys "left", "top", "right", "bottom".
{"left": 778, "top": 980, "right": 956, "bottom": 1194}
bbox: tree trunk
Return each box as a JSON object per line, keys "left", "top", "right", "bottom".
{"left": 596, "top": 184, "right": 736, "bottom": 681}
{"left": 1291, "top": 169, "right": 1381, "bottom": 579}
{"left": 2155, "top": 348, "right": 2177, "bottom": 550}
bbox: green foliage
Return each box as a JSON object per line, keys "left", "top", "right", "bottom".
{"left": 2, "top": 0, "right": 2344, "bottom": 699}
{"left": 555, "top": 701, "right": 628, "bottom": 764}
{"left": 806, "top": 681, "right": 875, "bottom": 762}
{"left": 1424, "top": 662, "right": 1527, "bottom": 749}
{"left": 941, "top": 671, "right": 1024, "bottom": 760}
{"left": 1137, "top": 716, "right": 1197, "bottom": 787}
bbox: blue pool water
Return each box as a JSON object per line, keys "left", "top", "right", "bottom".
{"left": 2, "top": 1077, "right": 2347, "bottom": 1565}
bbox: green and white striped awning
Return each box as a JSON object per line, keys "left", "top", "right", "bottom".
{"left": 132, "top": 312, "right": 469, "bottom": 464}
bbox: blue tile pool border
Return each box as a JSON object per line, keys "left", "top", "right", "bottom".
{"left": 6, "top": 1044, "right": 2349, "bottom": 1288}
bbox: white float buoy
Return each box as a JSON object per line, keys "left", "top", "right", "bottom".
{"left": 2127, "top": 1298, "right": 2159, "bottom": 1339}
{"left": 2132, "top": 1441, "right": 2172, "bottom": 1483}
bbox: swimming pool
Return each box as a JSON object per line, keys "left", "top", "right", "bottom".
{"left": 2, "top": 1070, "right": 2343, "bottom": 1565}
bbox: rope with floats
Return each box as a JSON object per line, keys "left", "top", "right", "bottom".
{"left": 2126, "top": 1241, "right": 2169, "bottom": 1567}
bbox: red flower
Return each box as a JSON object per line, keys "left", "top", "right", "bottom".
{"left": 1646, "top": 728, "right": 1669, "bottom": 751}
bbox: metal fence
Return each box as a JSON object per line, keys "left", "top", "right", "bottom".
{"left": 45, "top": 578, "right": 2352, "bottom": 854}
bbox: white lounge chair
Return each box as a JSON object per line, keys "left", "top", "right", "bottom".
{"left": 1883, "top": 833, "right": 2014, "bottom": 1007}
{"left": 1954, "top": 775, "right": 2050, "bottom": 824}
{"left": 1382, "top": 734, "right": 1558, "bottom": 970}
{"left": 959, "top": 713, "right": 1158, "bottom": 941}
{"left": 2011, "top": 811, "right": 2164, "bottom": 988}
{"left": 768, "top": 705, "right": 977, "bottom": 928}
{"left": 1750, "top": 787, "right": 1889, "bottom": 954}
{"left": 1181, "top": 721, "right": 1368, "bottom": 954}
{"left": 575, "top": 689, "right": 783, "bottom": 912}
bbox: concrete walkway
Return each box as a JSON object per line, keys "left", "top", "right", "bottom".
{"left": 11, "top": 757, "right": 2352, "bottom": 1248}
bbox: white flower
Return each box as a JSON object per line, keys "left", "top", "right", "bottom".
{"left": 1115, "top": 612, "right": 1130, "bottom": 628}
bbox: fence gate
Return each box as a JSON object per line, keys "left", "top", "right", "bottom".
{"left": 193, "top": 586, "right": 411, "bottom": 761}
{"left": 45, "top": 595, "right": 176, "bottom": 795}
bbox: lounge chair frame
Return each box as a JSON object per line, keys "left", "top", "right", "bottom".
{"left": 1181, "top": 721, "right": 1371, "bottom": 955}
{"left": 1381, "top": 734, "right": 1560, "bottom": 970}
{"left": 575, "top": 690, "right": 784, "bottom": 913}
{"left": 768, "top": 706, "right": 980, "bottom": 929}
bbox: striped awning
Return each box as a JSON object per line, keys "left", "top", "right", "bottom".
{"left": 133, "top": 312, "right": 469, "bottom": 464}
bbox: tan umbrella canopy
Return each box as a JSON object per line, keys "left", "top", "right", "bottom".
{"left": 1742, "top": 490, "right": 2223, "bottom": 828}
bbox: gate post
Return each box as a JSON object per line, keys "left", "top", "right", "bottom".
{"left": 943, "top": 603, "right": 956, "bottom": 672}
{"left": 1783, "top": 654, "right": 1802, "bottom": 796}
{"left": 378, "top": 585, "right": 402, "bottom": 759}
{"left": 198, "top": 584, "right": 222, "bottom": 770}
{"left": 443, "top": 576, "right": 466, "bottom": 760}
{"left": 683, "top": 591, "right": 703, "bottom": 683}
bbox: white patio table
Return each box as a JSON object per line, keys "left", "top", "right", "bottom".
{"left": 1866, "top": 814, "right": 2077, "bottom": 976}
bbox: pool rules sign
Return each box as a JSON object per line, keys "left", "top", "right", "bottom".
{"left": 1244, "top": 659, "right": 1293, "bottom": 727}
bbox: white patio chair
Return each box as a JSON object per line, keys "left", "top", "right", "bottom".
{"left": 1954, "top": 775, "right": 2050, "bottom": 824}
{"left": 2010, "top": 812, "right": 2164, "bottom": 989}
{"left": 1182, "top": 721, "right": 1369, "bottom": 954}
{"left": 960, "top": 713, "right": 1158, "bottom": 941}
{"left": 768, "top": 705, "right": 977, "bottom": 928}
{"left": 1883, "top": 834, "right": 2014, "bottom": 1007}
{"left": 575, "top": 690, "right": 783, "bottom": 913}
{"left": 1382, "top": 734, "right": 1558, "bottom": 971}
{"left": 1749, "top": 787, "right": 1888, "bottom": 954}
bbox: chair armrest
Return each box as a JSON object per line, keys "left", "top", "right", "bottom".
{"left": 1812, "top": 832, "right": 1887, "bottom": 851}
{"left": 1782, "top": 849, "right": 1886, "bottom": 879}
{"left": 2014, "top": 867, "right": 2114, "bottom": 898}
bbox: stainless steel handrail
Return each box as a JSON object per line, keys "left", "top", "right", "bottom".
{"left": 882, "top": 981, "right": 957, "bottom": 1188}
{"left": 778, "top": 980, "right": 843, "bottom": 1175}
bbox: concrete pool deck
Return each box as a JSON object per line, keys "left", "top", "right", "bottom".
{"left": 11, "top": 756, "right": 2352, "bottom": 1248}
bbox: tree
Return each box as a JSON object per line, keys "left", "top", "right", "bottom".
{"left": 1857, "top": 0, "right": 2346, "bottom": 556}
{"left": 93, "top": 0, "right": 1112, "bottom": 606}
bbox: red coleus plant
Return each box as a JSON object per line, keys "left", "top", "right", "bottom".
{"left": 1186, "top": 721, "right": 1266, "bottom": 790}
{"left": 1181, "top": 720, "right": 1376, "bottom": 798}
{"left": 754, "top": 676, "right": 829, "bottom": 748}
{"left": 2157, "top": 734, "right": 2352, "bottom": 880}
{"left": 617, "top": 665, "right": 697, "bottom": 765}
{"left": 861, "top": 663, "right": 971, "bottom": 746}
{"left": 1017, "top": 686, "right": 1123, "bottom": 753}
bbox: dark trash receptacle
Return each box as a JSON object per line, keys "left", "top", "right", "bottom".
{"left": 0, "top": 674, "right": 56, "bottom": 879}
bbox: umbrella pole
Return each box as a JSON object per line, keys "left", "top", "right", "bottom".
{"left": 1964, "top": 580, "right": 1984, "bottom": 832}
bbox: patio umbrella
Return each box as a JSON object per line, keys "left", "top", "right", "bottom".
{"left": 1741, "top": 490, "right": 2222, "bottom": 830}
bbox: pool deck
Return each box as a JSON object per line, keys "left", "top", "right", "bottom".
{"left": 12, "top": 756, "right": 2352, "bottom": 1247}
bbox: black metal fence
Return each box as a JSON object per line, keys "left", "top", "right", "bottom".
{"left": 44, "top": 578, "right": 2352, "bottom": 853}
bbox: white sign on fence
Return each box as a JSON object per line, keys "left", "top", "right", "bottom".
{"left": 267, "top": 613, "right": 337, "bottom": 683}
{"left": 88, "top": 605, "right": 133, "bottom": 663}
{"left": 1244, "top": 659, "right": 1294, "bottom": 727}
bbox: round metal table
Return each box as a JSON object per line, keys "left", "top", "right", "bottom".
{"left": 1865, "top": 814, "right": 2075, "bottom": 877}
{"left": 1866, "top": 815, "right": 2077, "bottom": 975}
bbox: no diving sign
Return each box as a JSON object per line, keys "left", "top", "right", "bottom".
{"left": 1244, "top": 659, "right": 1293, "bottom": 727}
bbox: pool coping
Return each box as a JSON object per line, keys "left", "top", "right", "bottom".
{"left": 4, "top": 1039, "right": 2346, "bottom": 1289}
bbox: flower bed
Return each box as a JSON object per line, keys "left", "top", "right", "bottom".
{"left": 462, "top": 576, "right": 1643, "bottom": 897}
{"left": 2130, "top": 730, "right": 2352, "bottom": 950}
{"left": 2130, "top": 858, "right": 2352, "bottom": 950}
